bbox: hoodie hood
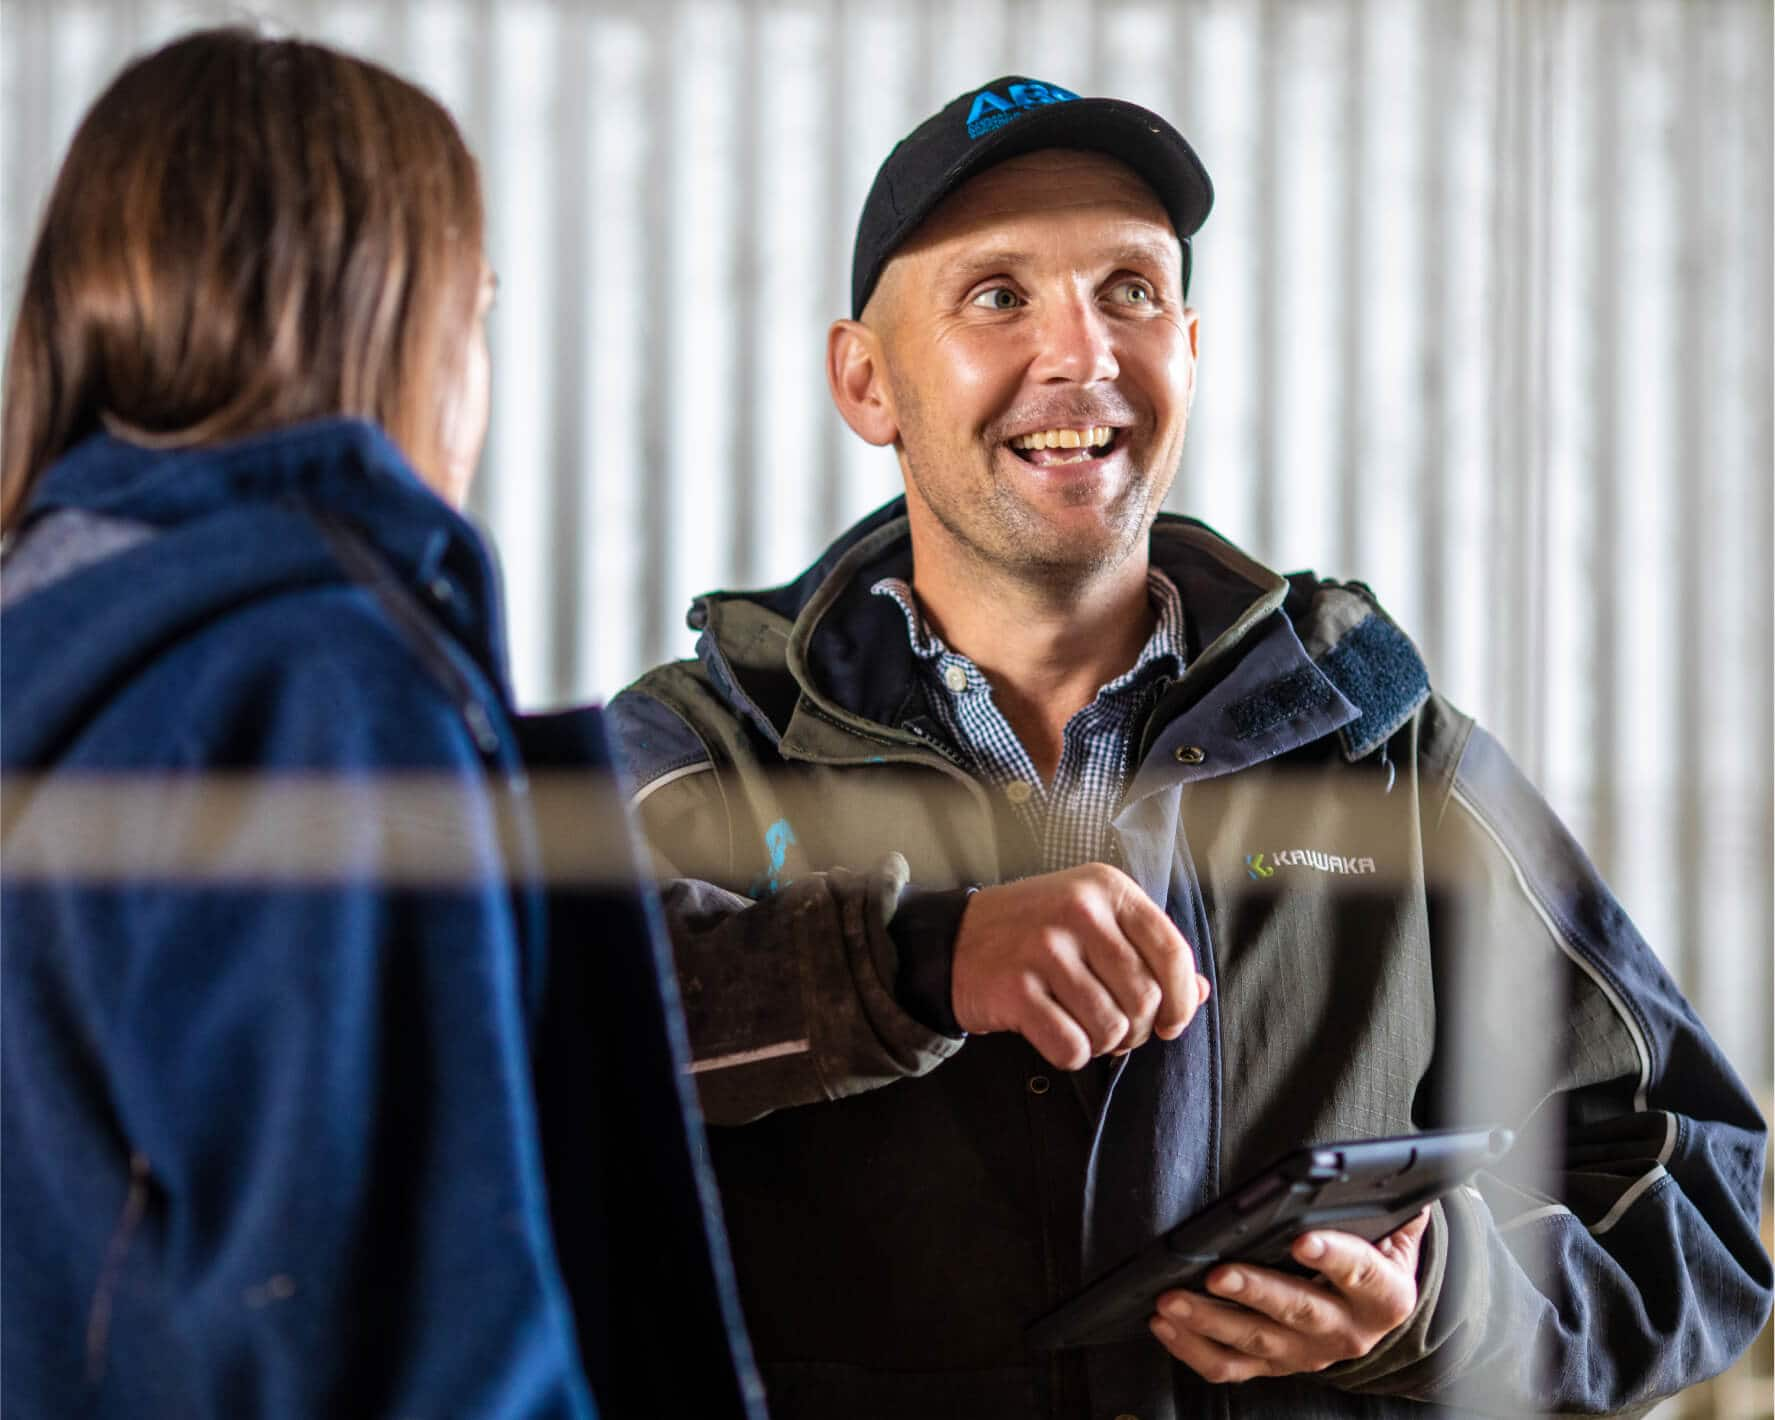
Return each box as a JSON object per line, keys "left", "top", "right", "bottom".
{"left": 1, "top": 419, "right": 509, "bottom": 770}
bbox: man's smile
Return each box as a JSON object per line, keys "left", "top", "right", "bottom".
{"left": 1006, "top": 425, "right": 1122, "bottom": 466}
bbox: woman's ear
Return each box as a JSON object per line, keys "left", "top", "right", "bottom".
{"left": 826, "top": 319, "right": 899, "bottom": 447}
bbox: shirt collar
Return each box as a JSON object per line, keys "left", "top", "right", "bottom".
{"left": 870, "top": 568, "right": 1188, "bottom": 696}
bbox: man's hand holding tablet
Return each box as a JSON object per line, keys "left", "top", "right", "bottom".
{"left": 1148, "top": 1208, "right": 1432, "bottom": 1381}
{"left": 1025, "top": 1127, "right": 1511, "bottom": 1356}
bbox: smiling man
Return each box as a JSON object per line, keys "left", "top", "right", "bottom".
{"left": 608, "top": 78, "right": 1770, "bottom": 1419}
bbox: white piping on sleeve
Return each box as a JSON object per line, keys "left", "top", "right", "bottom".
{"left": 1500, "top": 1203, "right": 1574, "bottom": 1233}
{"left": 1448, "top": 785, "right": 1653, "bottom": 1111}
{"left": 1592, "top": 1165, "right": 1671, "bottom": 1236}
{"left": 632, "top": 759, "right": 715, "bottom": 809}
{"left": 1448, "top": 784, "right": 1670, "bottom": 1237}
{"left": 687, "top": 1038, "right": 812, "bottom": 1074}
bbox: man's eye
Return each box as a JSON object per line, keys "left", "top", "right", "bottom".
{"left": 971, "top": 287, "right": 1021, "bottom": 310}
{"left": 1112, "top": 280, "right": 1154, "bottom": 305}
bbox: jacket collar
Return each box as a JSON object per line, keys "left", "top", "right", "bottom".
{"left": 690, "top": 499, "right": 1428, "bottom": 775}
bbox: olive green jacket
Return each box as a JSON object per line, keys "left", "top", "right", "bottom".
{"left": 608, "top": 500, "right": 1770, "bottom": 1420}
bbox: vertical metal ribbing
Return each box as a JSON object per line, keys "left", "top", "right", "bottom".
{"left": 1252, "top": 0, "right": 1280, "bottom": 562}
{"left": 1518, "top": 0, "right": 1558, "bottom": 783}
{"left": 638, "top": 0, "right": 678, "bottom": 668}
{"left": 1415, "top": 0, "right": 1453, "bottom": 674}
{"left": 1586, "top": 0, "right": 1622, "bottom": 885}
{"left": 1003, "top": 0, "right": 1031, "bottom": 78}
{"left": 1670, "top": 0, "right": 1709, "bottom": 1023}
{"left": 0, "top": 4, "right": 27, "bottom": 319}
{"left": 729, "top": 0, "right": 764, "bottom": 584}
{"left": 910, "top": 0, "right": 939, "bottom": 118}
{"left": 119, "top": 0, "right": 146, "bottom": 54}
{"left": 1335, "top": 0, "right": 1367, "bottom": 580}
{"left": 463, "top": 0, "right": 498, "bottom": 531}
{"left": 388, "top": 0, "right": 415, "bottom": 60}
{"left": 1075, "top": 0, "right": 1102, "bottom": 95}
{"left": 548, "top": 7, "right": 592, "bottom": 702}
{"left": 815, "top": 0, "right": 848, "bottom": 547}
{"left": 1745, "top": 0, "right": 1774, "bottom": 1078}
{"left": 3, "top": 1, "right": 53, "bottom": 310}
{"left": 0, "top": 0, "right": 1766, "bottom": 1081}
{"left": 1495, "top": 0, "right": 1558, "bottom": 780}
{"left": 1481, "top": 1, "right": 1517, "bottom": 755}
{"left": 1170, "top": 0, "right": 1194, "bottom": 131}
{"left": 1162, "top": 0, "right": 1196, "bottom": 514}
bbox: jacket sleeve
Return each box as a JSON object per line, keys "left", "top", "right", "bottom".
{"left": 607, "top": 687, "right": 965, "bottom": 1126}
{"left": 1329, "top": 718, "right": 1772, "bottom": 1414}
{"left": 29, "top": 617, "right": 602, "bottom": 1419}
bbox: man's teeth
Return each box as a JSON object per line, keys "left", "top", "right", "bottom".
{"left": 1008, "top": 426, "right": 1114, "bottom": 451}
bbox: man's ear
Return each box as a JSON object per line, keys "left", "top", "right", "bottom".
{"left": 827, "top": 319, "right": 899, "bottom": 447}
{"left": 1181, "top": 306, "right": 1200, "bottom": 411}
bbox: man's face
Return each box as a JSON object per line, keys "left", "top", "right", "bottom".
{"left": 863, "top": 149, "right": 1198, "bottom": 585}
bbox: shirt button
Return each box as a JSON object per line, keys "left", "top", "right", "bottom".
{"left": 1027, "top": 1075, "right": 1051, "bottom": 1095}
{"left": 1004, "top": 780, "right": 1034, "bottom": 805}
{"left": 428, "top": 576, "right": 454, "bottom": 604}
{"left": 1173, "top": 744, "right": 1206, "bottom": 765}
{"left": 942, "top": 664, "right": 968, "bottom": 693}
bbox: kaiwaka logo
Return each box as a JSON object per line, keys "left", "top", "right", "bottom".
{"left": 966, "top": 81, "right": 1080, "bottom": 140}
{"left": 1247, "top": 849, "right": 1377, "bottom": 882}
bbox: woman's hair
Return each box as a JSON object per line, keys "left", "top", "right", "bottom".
{"left": 0, "top": 27, "right": 484, "bottom": 529}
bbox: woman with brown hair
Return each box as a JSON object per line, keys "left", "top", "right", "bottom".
{"left": 0, "top": 29, "right": 759, "bottom": 1419}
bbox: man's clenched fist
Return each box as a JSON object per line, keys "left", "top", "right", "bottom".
{"left": 950, "top": 863, "right": 1210, "bottom": 1068}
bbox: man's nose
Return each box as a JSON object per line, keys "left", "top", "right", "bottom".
{"left": 1030, "top": 293, "right": 1119, "bottom": 385}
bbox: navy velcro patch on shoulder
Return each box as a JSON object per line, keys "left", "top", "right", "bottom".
{"left": 605, "top": 689, "right": 712, "bottom": 790}
{"left": 1319, "top": 613, "right": 1430, "bottom": 760}
{"left": 1227, "top": 665, "right": 1338, "bottom": 740}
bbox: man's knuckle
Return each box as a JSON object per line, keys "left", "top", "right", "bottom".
{"left": 1146, "top": 929, "right": 1180, "bottom": 962}
{"left": 1093, "top": 1014, "right": 1129, "bottom": 1051}
{"left": 1035, "top": 924, "right": 1069, "bottom": 960}
{"left": 1086, "top": 861, "right": 1122, "bottom": 891}
{"left": 1058, "top": 894, "right": 1097, "bottom": 934}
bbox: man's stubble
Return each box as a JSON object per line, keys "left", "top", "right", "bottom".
{"left": 891, "top": 372, "right": 1166, "bottom": 598}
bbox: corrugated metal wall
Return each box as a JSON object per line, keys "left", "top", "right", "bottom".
{"left": 3, "top": 0, "right": 1770, "bottom": 1088}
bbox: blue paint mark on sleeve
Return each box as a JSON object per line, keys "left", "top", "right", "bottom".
{"left": 747, "top": 817, "right": 799, "bottom": 899}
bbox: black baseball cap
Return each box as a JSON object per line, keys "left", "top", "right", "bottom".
{"left": 850, "top": 76, "right": 1214, "bottom": 319}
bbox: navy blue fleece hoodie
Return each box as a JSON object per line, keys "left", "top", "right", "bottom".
{"left": 1, "top": 421, "right": 761, "bottom": 1419}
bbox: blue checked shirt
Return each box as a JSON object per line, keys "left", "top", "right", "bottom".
{"left": 872, "top": 570, "right": 1187, "bottom": 872}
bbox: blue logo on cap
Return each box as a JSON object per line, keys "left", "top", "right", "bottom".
{"left": 965, "top": 81, "right": 1080, "bottom": 140}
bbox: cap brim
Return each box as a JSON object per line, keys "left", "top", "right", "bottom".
{"left": 878, "top": 97, "right": 1213, "bottom": 283}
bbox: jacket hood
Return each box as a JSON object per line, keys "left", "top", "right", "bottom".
{"left": 1, "top": 419, "right": 509, "bottom": 770}
{"left": 684, "top": 499, "right": 1429, "bottom": 766}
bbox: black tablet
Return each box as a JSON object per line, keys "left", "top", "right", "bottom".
{"left": 1026, "top": 1126, "right": 1513, "bottom": 1351}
